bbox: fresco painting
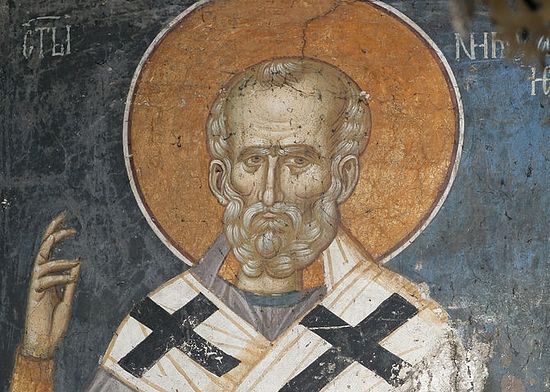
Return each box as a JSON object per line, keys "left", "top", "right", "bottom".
{"left": 1, "top": 0, "right": 548, "bottom": 391}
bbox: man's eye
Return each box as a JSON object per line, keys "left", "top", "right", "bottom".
{"left": 287, "top": 157, "right": 309, "bottom": 168}
{"left": 245, "top": 156, "right": 263, "bottom": 166}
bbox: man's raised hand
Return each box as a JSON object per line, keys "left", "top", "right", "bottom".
{"left": 21, "top": 212, "right": 81, "bottom": 359}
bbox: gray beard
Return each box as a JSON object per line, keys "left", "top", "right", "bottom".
{"left": 223, "top": 193, "right": 340, "bottom": 279}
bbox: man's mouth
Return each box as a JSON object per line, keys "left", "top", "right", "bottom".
{"left": 262, "top": 212, "right": 278, "bottom": 219}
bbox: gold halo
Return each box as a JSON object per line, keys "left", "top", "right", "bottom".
{"left": 124, "top": 0, "right": 463, "bottom": 265}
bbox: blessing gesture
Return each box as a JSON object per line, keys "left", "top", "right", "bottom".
{"left": 20, "top": 212, "right": 81, "bottom": 359}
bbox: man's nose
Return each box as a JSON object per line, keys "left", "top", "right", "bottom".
{"left": 262, "top": 156, "right": 281, "bottom": 207}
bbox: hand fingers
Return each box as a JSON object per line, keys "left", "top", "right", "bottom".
{"left": 36, "top": 259, "right": 80, "bottom": 278}
{"left": 51, "top": 265, "right": 80, "bottom": 347}
{"left": 52, "top": 228, "right": 77, "bottom": 244}
{"left": 35, "top": 235, "right": 55, "bottom": 266}
{"left": 61, "top": 264, "right": 80, "bottom": 305}
{"left": 42, "top": 211, "right": 67, "bottom": 241}
{"left": 35, "top": 229, "right": 77, "bottom": 265}
{"left": 35, "top": 274, "right": 77, "bottom": 293}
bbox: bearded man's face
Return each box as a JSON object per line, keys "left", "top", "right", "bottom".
{"left": 213, "top": 73, "right": 351, "bottom": 279}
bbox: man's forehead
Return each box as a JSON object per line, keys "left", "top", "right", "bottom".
{"left": 225, "top": 80, "right": 347, "bottom": 146}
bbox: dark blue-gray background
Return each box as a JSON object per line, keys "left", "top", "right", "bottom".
{"left": 0, "top": 1, "right": 548, "bottom": 390}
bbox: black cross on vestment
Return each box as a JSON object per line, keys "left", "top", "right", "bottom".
{"left": 118, "top": 293, "right": 240, "bottom": 378}
{"left": 280, "top": 293, "right": 418, "bottom": 392}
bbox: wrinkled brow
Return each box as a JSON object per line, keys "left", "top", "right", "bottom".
{"left": 237, "top": 144, "right": 321, "bottom": 160}
{"left": 280, "top": 145, "right": 321, "bottom": 160}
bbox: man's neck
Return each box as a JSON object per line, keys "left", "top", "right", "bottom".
{"left": 236, "top": 269, "right": 304, "bottom": 295}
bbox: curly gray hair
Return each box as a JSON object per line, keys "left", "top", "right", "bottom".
{"left": 206, "top": 57, "right": 371, "bottom": 163}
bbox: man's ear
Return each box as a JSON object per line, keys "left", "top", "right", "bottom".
{"left": 336, "top": 155, "right": 359, "bottom": 204}
{"left": 209, "top": 160, "right": 228, "bottom": 206}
